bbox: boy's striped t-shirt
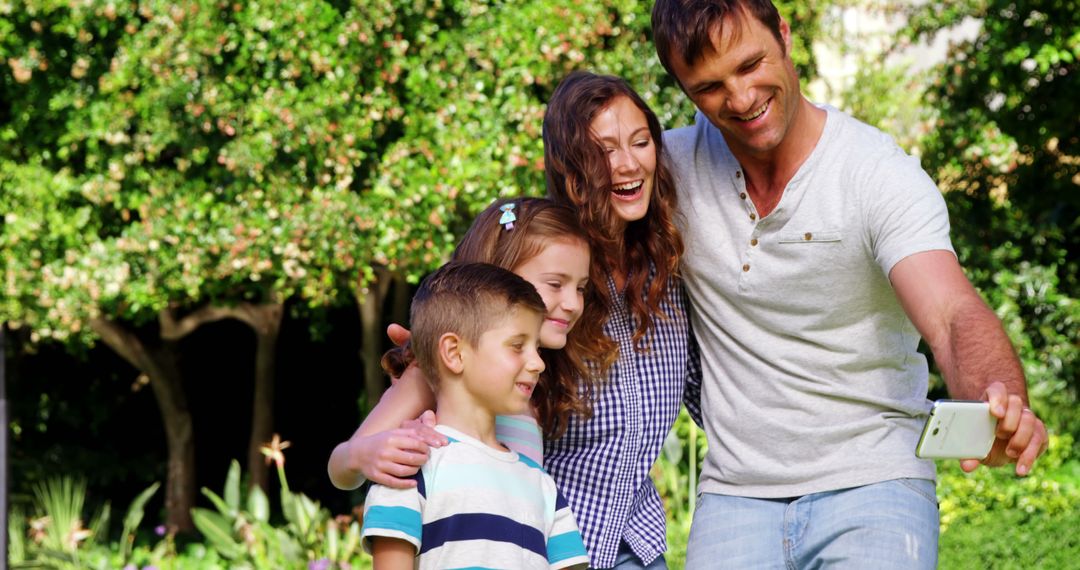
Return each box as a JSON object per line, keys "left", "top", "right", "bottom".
{"left": 361, "top": 425, "right": 589, "bottom": 570}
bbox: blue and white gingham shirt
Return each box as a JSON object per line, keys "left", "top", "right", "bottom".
{"left": 544, "top": 275, "right": 702, "bottom": 568}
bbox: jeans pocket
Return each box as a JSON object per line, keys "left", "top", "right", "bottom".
{"left": 896, "top": 478, "right": 939, "bottom": 509}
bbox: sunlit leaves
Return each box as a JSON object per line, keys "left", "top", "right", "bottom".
{"left": 1, "top": 0, "right": 836, "bottom": 343}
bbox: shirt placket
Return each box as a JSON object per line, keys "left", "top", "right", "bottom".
{"left": 606, "top": 278, "right": 643, "bottom": 560}
{"left": 734, "top": 168, "right": 762, "bottom": 292}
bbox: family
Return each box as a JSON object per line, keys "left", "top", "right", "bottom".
{"left": 328, "top": 1, "right": 1048, "bottom": 568}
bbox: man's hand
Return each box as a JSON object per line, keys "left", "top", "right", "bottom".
{"left": 960, "top": 381, "right": 1048, "bottom": 476}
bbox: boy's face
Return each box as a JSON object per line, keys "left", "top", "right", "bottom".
{"left": 461, "top": 307, "right": 546, "bottom": 416}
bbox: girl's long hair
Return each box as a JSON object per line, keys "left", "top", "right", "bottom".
{"left": 452, "top": 197, "right": 614, "bottom": 439}
{"left": 543, "top": 71, "right": 684, "bottom": 347}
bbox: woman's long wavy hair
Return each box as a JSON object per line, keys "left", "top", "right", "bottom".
{"left": 543, "top": 71, "right": 684, "bottom": 348}
{"left": 452, "top": 197, "right": 614, "bottom": 439}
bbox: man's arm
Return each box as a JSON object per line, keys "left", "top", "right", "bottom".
{"left": 890, "top": 250, "right": 1048, "bottom": 475}
{"left": 371, "top": 537, "right": 416, "bottom": 570}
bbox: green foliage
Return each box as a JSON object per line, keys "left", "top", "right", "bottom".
{"left": 840, "top": 0, "right": 1079, "bottom": 448}
{"left": 10, "top": 462, "right": 369, "bottom": 570}
{"left": 655, "top": 409, "right": 707, "bottom": 568}
{"left": 11, "top": 476, "right": 106, "bottom": 569}
{"left": 1, "top": 0, "right": 836, "bottom": 345}
{"left": 8, "top": 504, "right": 28, "bottom": 565}
{"left": 911, "top": 0, "right": 1080, "bottom": 440}
{"left": 841, "top": 61, "right": 932, "bottom": 153}
{"left": 190, "top": 459, "right": 365, "bottom": 568}
{"left": 121, "top": 483, "right": 161, "bottom": 562}
{"left": 938, "top": 434, "right": 1080, "bottom": 568}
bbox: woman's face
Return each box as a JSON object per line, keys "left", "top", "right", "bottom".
{"left": 512, "top": 238, "right": 590, "bottom": 350}
{"left": 590, "top": 95, "right": 657, "bottom": 228}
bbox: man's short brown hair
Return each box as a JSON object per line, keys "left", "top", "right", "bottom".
{"left": 652, "top": 0, "right": 784, "bottom": 82}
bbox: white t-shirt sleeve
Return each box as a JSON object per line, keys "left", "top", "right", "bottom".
{"left": 360, "top": 480, "right": 423, "bottom": 555}
{"left": 864, "top": 150, "right": 955, "bottom": 276}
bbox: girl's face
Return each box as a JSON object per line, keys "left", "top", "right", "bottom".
{"left": 590, "top": 95, "right": 657, "bottom": 229}
{"left": 512, "top": 238, "right": 590, "bottom": 350}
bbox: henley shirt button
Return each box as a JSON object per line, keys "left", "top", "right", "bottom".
{"left": 750, "top": 238, "right": 758, "bottom": 246}
{"left": 804, "top": 232, "right": 813, "bottom": 240}
{"left": 735, "top": 171, "right": 742, "bottom": 178}
{"left": 749, "top": 213, "right": 757, "bottom": 221}
{"left": 740, "top": 192, "right": 747, "bottom": 200}
{"left": 742, "top": 264, "right": 750, "bottom": 272}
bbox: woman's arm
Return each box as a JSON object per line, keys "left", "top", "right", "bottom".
{"left": 327, "top": 364, "right": 445, "bottom": 490}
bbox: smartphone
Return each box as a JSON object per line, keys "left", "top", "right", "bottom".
{"left": 915, "top": 400, "right": 998, "bottom": 459}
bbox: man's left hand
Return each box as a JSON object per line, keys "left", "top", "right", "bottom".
{"left": 960, "top": 381, "right": 1049, "bottom": 476}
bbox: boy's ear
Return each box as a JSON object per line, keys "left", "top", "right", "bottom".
{"left": 437, "top": 332, "right": 465, "bottom": 374}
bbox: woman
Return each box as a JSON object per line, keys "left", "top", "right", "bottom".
{"left": 542, "top": 70, "right": 697, "bottom": 569}
{"left": 329, "top": 71, "right": 698, "bottom": 569}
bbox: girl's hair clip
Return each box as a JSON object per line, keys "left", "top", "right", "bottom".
{"left": 498, "top": 203, "right": 517, "bottom": 231}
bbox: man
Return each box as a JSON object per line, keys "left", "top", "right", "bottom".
{"left": 652, "top": 0, "right": 1048, "bottom": 567}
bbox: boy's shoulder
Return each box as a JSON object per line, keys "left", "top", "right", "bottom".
{"left": 429, "top": 425, "right": 546, "bottom": 472}
{"left": 426, "top": 426, "right": 557, "bottom": 496}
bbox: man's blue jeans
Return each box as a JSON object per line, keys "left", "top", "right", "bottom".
{"left": 684, "top": 479, "right": 939, "bottom": 569}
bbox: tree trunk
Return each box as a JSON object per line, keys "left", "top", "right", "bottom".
{"left": 391, "top": 271, "right": 410, "bottom": 330}
{"left": 90, "top": 318, "right": 195, "bottom": 532}
{"left": 245, "top": 304, "right": 283, "bottom": 492}
{"left": 358, "top": 267, "right": 394, "bottom": 412}
{"left": 159, "top": 301, "right": 283, "bottom": 493}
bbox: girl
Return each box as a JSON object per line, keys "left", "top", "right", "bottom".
{"left": 328, "top": 197, "right": 608, "bottom": 480}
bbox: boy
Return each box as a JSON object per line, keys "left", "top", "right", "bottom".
{"left": 360, "top": 262, "right": 590, "bottom": 570}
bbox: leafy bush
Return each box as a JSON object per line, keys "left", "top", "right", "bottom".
{"left": 188, "top": 458, "right": 367, "bottom": 569}
{"left": 9, "top": 452, "right": 371, "bottom": 569}
{"left": 938, "top": 433, "right": 1080, "bottom": 567}
{"left": 655, "top": 409, "right": 706, "bottom": 568}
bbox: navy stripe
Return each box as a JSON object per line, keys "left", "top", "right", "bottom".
{"left": 408, "top": 469, "right": 426, "bottom": 499}
{"left": 555, "top": 489, "right": 569, "bottom": 511}
{"left": 419, "top": 513, "right": 546, "bottom": 558}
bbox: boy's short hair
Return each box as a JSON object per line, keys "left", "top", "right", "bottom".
{"left": 409, "top": 262, "right": 546, "bottom": 391}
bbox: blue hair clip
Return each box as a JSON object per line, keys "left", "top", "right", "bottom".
{"left": 498, "top": 203, "right": 517, "bottom": 231}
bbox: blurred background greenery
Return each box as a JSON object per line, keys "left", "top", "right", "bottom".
{"left": 1, "top": 0, "right": 1076, "bottom": 567}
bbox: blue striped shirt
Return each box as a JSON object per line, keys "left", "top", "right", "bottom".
{"left": 544, "top": 276, "right": 702, "bottom": 568}
{"left": 362, "top": 425, "right": 590, "bottom": 569}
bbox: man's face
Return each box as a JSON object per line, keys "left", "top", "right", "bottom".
{"left": 668, "top": 11, "right": 800, "bottom": 160}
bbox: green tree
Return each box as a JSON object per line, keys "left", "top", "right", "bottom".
{"left": 903, "top": 0, "right": 1080, "bottom": 435}
{"left": 1, "top": 0, "right": 397, "bottom": 530}
{"left": 2, "top": 0, "right": 836, "bottom": 532}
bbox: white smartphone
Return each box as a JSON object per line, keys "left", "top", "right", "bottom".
{"left": 915, "top": 400, "right": 998, "bottom": 459}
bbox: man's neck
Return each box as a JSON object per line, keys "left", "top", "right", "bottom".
{"left": 730, "top": 97, "right": 826, "bottom": 218}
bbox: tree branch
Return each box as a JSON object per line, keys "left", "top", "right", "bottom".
{"left": 89, "top": 317, "right": 149, "bottom": 371}
{"left": 159, "top": 305, "right": 244, "bottom": 340}
{"left": 159, "top": 301, "right": 284, "bottom": 340}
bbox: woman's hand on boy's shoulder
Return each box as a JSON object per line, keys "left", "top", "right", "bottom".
{"left": 350, "top": 422, "right": 437, "bottom": 489}
{"left": 400, "top": 409, "right": 443, "bottom": 444}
